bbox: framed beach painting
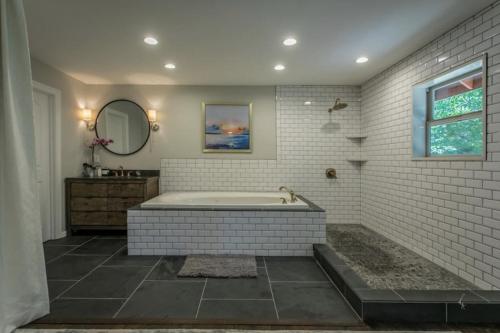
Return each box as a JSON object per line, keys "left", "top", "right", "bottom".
{"left": 203, "top": 103, "right": 252, "bottom": 153}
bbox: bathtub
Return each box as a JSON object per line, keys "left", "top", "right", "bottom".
{"left": 140, "top": 191, "right": 310, "bottom": 210}
{"left": 129, "top": 191, "right": 325, "bottom": 256}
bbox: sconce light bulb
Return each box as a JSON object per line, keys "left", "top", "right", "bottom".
{"left": 81, "top": 109, "right": 95, "bottom": 131}
{"left": 147, "top": 109, "right": 157, "bottom": 122}
{"left": 82, "top": 108, "right": 92, "bottom": 121}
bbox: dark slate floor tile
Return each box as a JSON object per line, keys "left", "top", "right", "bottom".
{"left": 197, "top": 300, "right": 277, "bottom": 321}
{"left": 256, "top": 256, "right": 264, "bottom": 267}
{"left": 354, "top": 288, "right": 404, "bottom": 301}
{"left": 96, "top": 234, "right": 127, "bottom": 239}
{"left": 204, "top": 268, "right": 271, "bottom": 300}
{"left": 116, "top": 281, "right": 205, "bottom": 319}
{"left": 272, "top": 282, "right": 359, "bottom": 323}
{"left": 471, "top": 290, "right": 500, "bottom": 302}
{"left": 147, "top": 256, "right": 200, "bottom": 280}
{"left": 396, "top": 290, "right": 484, "bottom": 303}
{"left": 46, "top": 255, "right": 108, "bottom": 280}
{"left": 62, "top": 266, "right": 150, "bottom": 298}
{"left": 47, "top": 280, "right": 75, "bottom": 301}
{"left": 44, "top": 236, "right": 95, "bottom": 246}
{"left": 36, "top": 299, "right": 123, "bottom": 322}
{"left": 44, "top": 246, "right": 75, "bottom": 262}
{"left": 265, "top": 257, "right": 328, "bottom": 282}
{"left": 69, "top": 238, "right": 126, "bottom": 255}
{"left": 104, "top": 247, "right": 161, "bottom": 266}
{"left": 447, "top": 303, "right": 500, "bottom": 324}
{"left": 363, "top": 302, "right": 445, "bottom": 324}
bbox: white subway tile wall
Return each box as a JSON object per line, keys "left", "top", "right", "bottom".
{"left": 127, "top": 209, "right": 326, "bottom": 256}
{"left": 161, "top": 86, "right": 362, "bottom": 224}
{"left": 361, "top": 3, "right": 500, "bottom": 289}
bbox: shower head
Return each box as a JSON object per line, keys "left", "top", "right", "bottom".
{"left": 328, "top": 98, "right": 348, "bottom": 112}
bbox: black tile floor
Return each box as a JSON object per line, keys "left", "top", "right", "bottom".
{"left": 37, "top": 235, "right": 361, "bottom": 325}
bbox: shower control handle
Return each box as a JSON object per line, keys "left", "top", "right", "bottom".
{"left": 326, "top": 168, "right": 337, "bottom": 179}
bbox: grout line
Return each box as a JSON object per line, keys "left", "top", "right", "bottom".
{"left": 45, "top": 236, "right": 98, "bottom": 264}
{"left": 270, "top": 280, "right": 332, "bottom": 284}
{"left": 195, "top": 278, "right": 208, "bottom": 319}
{"left": 144, "top": 279, "right": 205, "bottom": 282}
{"left": 392, "top": 289, "right": 406, "bottom": 302}
{"left": 101, "top": 264, "right": 158, "bottom": 268}
{"left": 263, "top": 257, "right": 280, "bottom": 321}
{"left": 445, "top": 302, "right": 448, "bottom": 324}
{"left": 61, "top": 254, "right": 111, "bottom": 257}
{"left": 50, "top": 245, "right": 127, "bottom": 303}
{"left": 314, "top": 257, "right": 363, "bottom": 322}
{"left": 58, "top": 297, "right": 127, "bottom": 300}
{"left": 469, "top": 288, "right": 490, "bottom": 302}
{"left": 112, "top": 255, "right": 163, "bottom": 318}
{"left": 202, "top": 298, "right": 274, "bottom": 301}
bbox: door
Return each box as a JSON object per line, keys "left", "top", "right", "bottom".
{"left": 33, "top": 90, "right": 52, "bottom": 241}
{"left": 105, "top": 109, "right": 129, "bottom": 154}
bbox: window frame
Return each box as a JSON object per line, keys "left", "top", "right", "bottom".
{"left": 412, "top": 54, "right": 487, "bottom": 161}
{"left": 425, "top": 68, "right": 484, "bottom": 158}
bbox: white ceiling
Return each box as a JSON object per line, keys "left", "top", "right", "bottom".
{"left": 23, "top": 0, "right": 495, "bottom": 85}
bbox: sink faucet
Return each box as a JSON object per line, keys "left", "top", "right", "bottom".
{"left": 118, "top": 165, "right": 124, "bottom": 177}
{"left": 279, "top": 186, "right": 297, "bottom": 202}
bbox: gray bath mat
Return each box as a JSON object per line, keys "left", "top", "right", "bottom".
{"left": 177, "top": 255, "right": 257, "bottom": 278}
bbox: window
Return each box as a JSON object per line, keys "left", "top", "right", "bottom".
{"left": 412, "top": 56, "right": 486, "bottom": 159}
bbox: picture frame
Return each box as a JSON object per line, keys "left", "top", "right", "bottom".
{"left": 202, "top": 103, "right": 252, "bottom": 153}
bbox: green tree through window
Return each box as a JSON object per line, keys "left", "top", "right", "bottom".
{"left": 429, "top": 79, "right": 483, "bottom": 157}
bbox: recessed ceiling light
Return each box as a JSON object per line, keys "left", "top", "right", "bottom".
{"left": 356, "top": 56, "right": 368, "bottom": 64}
{"left": 164, "top": 63, "right": 176, "bottom": 69}
{"left": 304, "top": 101, "right": 312, "bottom": 105}
{"left": 274, "top": 64, "right": 285, "bottom": 71}
{"left": 144, "top": 36, "right": 158, "bottom": 45}
{"left": 283, "top": 37, "right": 297, "bottom": 46}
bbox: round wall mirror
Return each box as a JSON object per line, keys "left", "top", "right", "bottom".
{"left": 95, "top": 99, "right": 151, "bottom": 155}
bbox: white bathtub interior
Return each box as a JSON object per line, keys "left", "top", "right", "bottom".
{"left": 140, "top": 191, "right": 310, "bottom": 209}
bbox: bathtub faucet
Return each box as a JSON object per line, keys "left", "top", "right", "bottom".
{"left": 279, "top": 186, "right": 297, "bottom": 202}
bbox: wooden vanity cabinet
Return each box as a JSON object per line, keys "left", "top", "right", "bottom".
{"left": 65, "top": 177, "right": 159, "bottom": 233}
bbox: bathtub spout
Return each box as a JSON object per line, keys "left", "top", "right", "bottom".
{"left": 279, "top": 186, "right": 297, "bottom": 202}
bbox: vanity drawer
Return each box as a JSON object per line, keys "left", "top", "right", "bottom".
{"left": 107, "top": 212, "right": 127, "bottom": 225}
{"left": 71, "top": 212, "right": 107, "bottom": 225}
{"left": 107, "top": 183, "right": 144, "bottom": 197}
{"left": 71, "top": 183, "right": 107, "bottom": 197}
{"left": 107, "top": 197, "right": 144, "bottom": 211}
{"left": 71, "top": 198, "right": 107, "bottom": 211}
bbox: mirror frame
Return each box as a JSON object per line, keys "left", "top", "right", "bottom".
{"left": 95, "top": 99, "right": 151, "bottom": 156}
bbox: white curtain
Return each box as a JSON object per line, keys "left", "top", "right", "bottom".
{"left": 0, "top": 0, "right": 50, "bottom": 332}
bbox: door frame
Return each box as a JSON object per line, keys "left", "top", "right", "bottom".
{"left": 32, "top": 81, "right": 65, "bottom": 239}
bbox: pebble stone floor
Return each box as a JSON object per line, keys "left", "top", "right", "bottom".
{"left": 37, "top": 235, "right": 361, "bottom": 325}
{"left": 326, "top": 224, "right": 476, "bottom": 290}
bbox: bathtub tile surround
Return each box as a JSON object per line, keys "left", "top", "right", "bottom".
{"left": 161, "top": 86, "right": 362, "bottom": 225}
{"left": 127, "top": 208, "right": 326, "bottom": 256}
{"left": 361, "top": 3, "right": 500, "bottom": 289}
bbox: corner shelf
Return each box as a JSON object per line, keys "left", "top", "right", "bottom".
{"left": 345, "top": 135, "right": 367, "bottom": 140}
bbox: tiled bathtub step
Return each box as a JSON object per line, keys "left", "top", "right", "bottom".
{"left": 313, "top": 244, "right": 500, "bottom": 325}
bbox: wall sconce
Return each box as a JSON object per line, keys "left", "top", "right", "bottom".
{"left": 148, "top": 109, "right": 160, "bottom": 131}
{"left": 81, "top": 108, "right": 95, "bottom": 131}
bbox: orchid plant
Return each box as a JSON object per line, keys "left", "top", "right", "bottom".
{"left": 88, "top": 137, "right": 113, "bottom": 166}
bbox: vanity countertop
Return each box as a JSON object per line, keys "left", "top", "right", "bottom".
{"left": 66, "top": 169, "right": 160, "bottom": 182}
{"left": 66, "top": 176, "right": 159, "bottom": 181}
